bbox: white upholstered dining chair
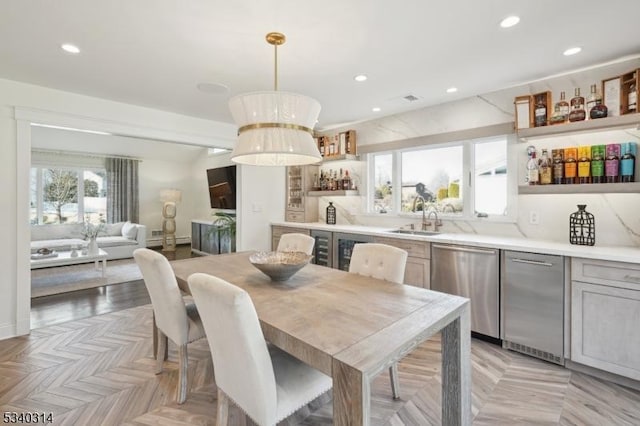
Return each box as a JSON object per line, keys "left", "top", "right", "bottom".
{"left": 188, "top": 272, "right": 332, "bottom": 426}
{"left": 276, "top": 232, "right": 315, "bottom": 255}
{"left": 133, "top": 248, "right": 206, "bottom": 404}
{"left": 349, "top": 242, "right": 408, "bottom": 400}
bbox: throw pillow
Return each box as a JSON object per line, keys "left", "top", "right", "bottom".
{"left": 105, "top": 222, "right": 125, "bottom": 236}
{"left": 122, "top": 221, "right": 138, "bottom": 239}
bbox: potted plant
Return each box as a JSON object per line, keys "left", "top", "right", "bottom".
{"left": 211, "top": 212, "right": 236, "bottom": 254}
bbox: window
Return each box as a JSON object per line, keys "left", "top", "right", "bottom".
{"left": 31, "top": 166, "right": 107, "bottom": 224}
{"left": 368, "top": 135, "right": 512, "bottom": 219}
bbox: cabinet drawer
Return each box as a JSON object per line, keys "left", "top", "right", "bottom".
{"left": 572, "top": 257, "right": 640, "bottom": 290}
{"left": 285, "top": 211, "right": 305, "bottom": 222}
{"left": 374, "top": 236, "right": 430, "bottom": 258}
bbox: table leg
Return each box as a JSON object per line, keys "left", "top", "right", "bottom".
{"left": 101, "top": 259, "right": 106, "bottom": 277}
{"left": 441, "top": 306, "right": 471, "bottom": 426}
{"left": 332, "top": 358, "right": 370, "bottom": 426}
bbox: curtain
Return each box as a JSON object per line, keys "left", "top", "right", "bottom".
{"left": 106, "top": 157, "right": 139, "bottom": 223}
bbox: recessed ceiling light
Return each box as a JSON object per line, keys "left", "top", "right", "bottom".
{"left": 446, "top": 87, "right": 458, "bottom": 93}
{"left": 563, "top": 46, "right": 582, "bottom": 56}
{"left": 372, "top": 107, "right": 381, "bottom": 112}
{"left": 500, "top": 16, "right": 520, "bottom": 28}
{"left": 61, "top": 43, "right": 80, "bottom": 54}
{"left": 354, "top": 74, "right": 368, "bottom": 82}
{"left": 197, "top": 82, "right": 230, "bottom": 94}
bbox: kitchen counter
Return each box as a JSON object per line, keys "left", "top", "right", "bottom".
{"left": 271, "top": 221, "right": 640, "bottom": 264}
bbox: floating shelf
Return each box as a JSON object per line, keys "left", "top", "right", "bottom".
{"left": 517, "top": 113, "right": 640, "bottom": 140}
{"left": 518, "top": 182, "right": 640, "bottom": 194}
{"left": 319, "top": 154, "right": 360, "bottom": 162}
{"left": 307, "top": 190, "right": 360, "bottom": 196}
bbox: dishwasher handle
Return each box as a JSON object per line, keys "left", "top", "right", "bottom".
{"left": 510, "top": 258, "right": 554, "bottom": 267}
{"left": 432, "top": 244, "right": 497, "bottom": 255}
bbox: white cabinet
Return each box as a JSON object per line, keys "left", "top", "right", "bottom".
{"left": 373, "top": 236, "right": 431, "bottom": 288}
{"left": 571, "top": 257, "right": 640, "bottom": 380}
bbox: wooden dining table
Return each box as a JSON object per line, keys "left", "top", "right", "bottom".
{"left": 171, "top": 252, "right": 471, "bottom": 426}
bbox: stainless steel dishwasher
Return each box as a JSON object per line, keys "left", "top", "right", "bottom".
{"left": 501, "top": 250, "right": 565, "bottom": 365}
{"left": 430, "top": 243, "right": 500, "bottom": 338}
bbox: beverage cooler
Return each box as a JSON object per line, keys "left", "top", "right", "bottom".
{"left": 332, "top": 232, "right": 373, "bottom": 271}
{"left": 310, "top": 230, "right": 333, "bottom": 268}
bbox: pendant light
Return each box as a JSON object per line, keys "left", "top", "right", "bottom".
{"left": 229, "top": 32, "right": 322, "bottom": 166}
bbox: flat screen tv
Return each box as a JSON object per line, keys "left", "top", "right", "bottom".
{"left": 207, "top": 165, "right": 237, "bottom": 210}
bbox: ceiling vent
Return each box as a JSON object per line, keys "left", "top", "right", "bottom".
{"left": 403, "top": 94, "right": 420, "bottom": 102}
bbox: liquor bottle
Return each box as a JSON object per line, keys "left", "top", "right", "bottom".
{"left": 552, "top": 149, "right": 564, "bottom": 184}
{"left": 564, "top": 148, "right": 578, "bottom": 184}
{"left": 550, "top": 91, "right": 570, "bottom": 124}
{"left": 534, "top": 95, "right": 547, "bottom": 127}
{"left": 605, "top": 144, "right": 621, "bottom": 183}
{"left": 586, "top": 84, "right": 598, "bottom": 115}
{"left": 629, "top": 77, "right": 637, "bottom": 113}
{"left": 587, "top": 84, "right": 608, "bottom": 119}
{"left": 539, "top": 149, "right": 552, "bottom": 184}
{"left": 590, "top": 145, "right": 605, "bottom": 184}
{"left": 577, "top": 146, "right": 591, "bottom": 184}
{"left": 527, "top": 151, "right": 540, "bottom": 185}
{"left": 318, "top": 137, "right": 325, "bottom": 158}
{"left": 620, "top": 142, "right": 636, "bottom": 182}
{"left": 568, "top": 88, "right": 586, "bottom": 122}
{"left": 342, "top": 170, "right": 351, "bottom": 190}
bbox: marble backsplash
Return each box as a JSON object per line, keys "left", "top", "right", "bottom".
{"left": 316, "top": 193, "right": 640, "bottom": 248}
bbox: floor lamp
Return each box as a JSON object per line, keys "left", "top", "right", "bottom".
{"left": 160, "top": 189, "right": 182, "bottom": 252}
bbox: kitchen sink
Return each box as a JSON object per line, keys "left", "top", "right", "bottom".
{"left": 388, "top": 229, "right": 441, "bottom": 236}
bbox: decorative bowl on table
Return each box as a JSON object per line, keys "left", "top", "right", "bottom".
{"left": 249, "top": 251, "right": 313, "bottom": 281}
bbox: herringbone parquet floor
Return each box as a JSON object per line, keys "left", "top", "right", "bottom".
{"left": 2, "top": 304, "right": 640, "bottom": 425}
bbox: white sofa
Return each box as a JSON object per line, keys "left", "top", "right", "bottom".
{"left": 31, "top": 222, "right": 147, "bottom": 260}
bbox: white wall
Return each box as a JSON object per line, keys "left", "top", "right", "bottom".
{"left": 0, "top": 77, "right": 238, "bottom": 340}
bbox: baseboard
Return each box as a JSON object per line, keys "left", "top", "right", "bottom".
{"left": 565, "top": 359, "right": 640, "bottom": 392}
{"left": 146, "top": 236, "right": 191, "bottom": 248}
{"left": 0, "top": 319, "right": 30, "bottom": 341}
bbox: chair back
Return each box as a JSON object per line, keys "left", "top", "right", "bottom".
{"left": 276, "top": 233, "right": 315, "bottom": 255}
{"left": 188, "top": 273, "right": 277, "bottom": 425}
{"left": 133, "top": 248, "right": 189, "bottom": 344}
{"left": 349, "top": 243, "right": 408, "bottom": 284}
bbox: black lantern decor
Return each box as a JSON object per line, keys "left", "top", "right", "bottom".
{"left": 326, "top": 202, "right": 336, "bottom": 225}
{"left": 569, "top": 204, "right": 595, "bottom": 246}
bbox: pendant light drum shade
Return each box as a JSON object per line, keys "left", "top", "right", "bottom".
{"left": 229, "top": 91, "right": 322, "bottom": 166}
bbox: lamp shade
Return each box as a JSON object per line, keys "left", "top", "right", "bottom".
{"left": 229, "top": 91, "right": 322, "bottom": 166}
{"left": 160, "top": 188, "right": 182, "bottom": 203}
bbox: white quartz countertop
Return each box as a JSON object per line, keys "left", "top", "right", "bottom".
{"left": 272, "top": 221, "right": 640, "bottom": 264}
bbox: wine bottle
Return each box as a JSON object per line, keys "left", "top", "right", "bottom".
{"left": 552, "top": 149, "right": 564, "bottom": 184}
{"left": 539, "top": 149, "right": 552, "bottom": 184}
{"left": 527, "top": 151, "right": 540, "bottom": 185}
{"left": 590, "top": 145, "right": 605, "bottom": 184}
{"left": 605, "top": 144, "right": 621, "bottom": 183}
{"left": 620, "top": 142, "right": 636, "bottom": 182}
{"left": 569, "top": 88, "right": 586, "bottom": 122}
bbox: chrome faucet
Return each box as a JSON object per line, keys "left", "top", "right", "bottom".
{"left": 426, "top": 210, "right": 442, "bottom": 232}
{"left": 412, "top": 195, "right": 430, "bottom": 231}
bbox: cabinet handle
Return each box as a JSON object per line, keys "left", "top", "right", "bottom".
{"left": 624, "top": 274, "right": 640, "bottom": 283}
{"left": 432, "top": 244, "right": 496, "bottom": 255}
{"left": 511, "top": 258, "right": 553, "bottom": 267}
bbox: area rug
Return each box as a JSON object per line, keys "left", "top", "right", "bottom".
{"left": 31, "top": 258, "right": 143, "bottom": 298}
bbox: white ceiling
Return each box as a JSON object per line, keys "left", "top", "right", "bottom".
{"left": 1, "top": 1, "right": 639, "bottom": 131}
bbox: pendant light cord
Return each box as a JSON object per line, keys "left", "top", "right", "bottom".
{"left": 274, "top": 43, "right": 279, "bottom": 91}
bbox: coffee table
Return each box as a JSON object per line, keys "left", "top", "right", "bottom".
{"left": 30, "top": 249, "right": 108, "bottom": 277}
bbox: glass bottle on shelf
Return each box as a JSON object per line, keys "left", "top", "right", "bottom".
{"left": 577, "top": 146, "right": 591, "bottom": 184}
{"left": 568, "top": 88, "right": 586, "bottom": 122}
{"left": 620, "top": 142, "right": 636, "bottom": 182}
{"left": 526, "top": 150, "right": 539, "bottom": 185}
{"left": 586, "top": 84, "right": 598, "bottom": 114}
{"left": 539, "top": 149, "right": 552, "bottom": 185}
{"left": 605, "top": 144, "right": 620, "bottom": 183}
{"left": 342, "top": 170, "right": 351, "bottom": 190}
{"left": 590, "top": 145, "right": 605, "bottom": 184}
{"left": 550, "top": 91, "right": 570, "bottom": 124}
{"left": 588, "top": 84, "right": 608, "bottom": 119}
{"left": 534, "top": 95, "right": 547, "bottom": 127}
{"left": 564, "top": 148, "right": 578, "bottom": 184}
{"left": 552, "top": 149, "right": 564, "bottom": 184}
{"left": 629, "top": 76, "right": 637, "bottom": 113}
